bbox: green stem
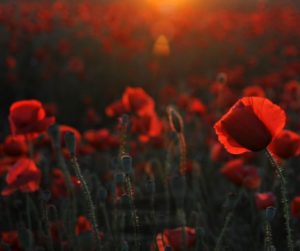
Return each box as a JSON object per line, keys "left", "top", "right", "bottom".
{"left": 124, "top": 174, "right": 140, "bottom": 251}
{"left": 265, "top": 150, "right": 293, "bottom": 251}
{"left": 264, "top": 220, "right": 274, "bottom": 251}
{"left": 26, "top": 193, "right": 33, "bottom": 250}
{"left": 40, "top": 199, "right": 55, "bottom": 251}
{"left": 69, "top": 155, "right": 102, "bottom": 250}
{"left": 214, "top": 191, "right": 242, "bottom": 251}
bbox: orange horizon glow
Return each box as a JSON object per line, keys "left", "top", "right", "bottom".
{"left": 145, "top": 0, "right": 196, "bottom": 13}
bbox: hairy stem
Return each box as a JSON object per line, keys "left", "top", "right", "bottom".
{"left": 69, "top": 156, "right": 102, "bottom": 250}
{"left": 265, "top": 150, "right": 293, "bottom": 251}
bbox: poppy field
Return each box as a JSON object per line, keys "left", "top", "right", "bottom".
{"left": 1, "top": 0, "right": 300, "bottom": 250}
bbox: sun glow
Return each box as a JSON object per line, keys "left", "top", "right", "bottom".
{"left": 146, "top": 0, "right": 194, "bottom": 13}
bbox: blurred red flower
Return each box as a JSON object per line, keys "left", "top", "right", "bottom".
{"left": 155, "top": 227, "right": 196, "bottom": 251}
{"left": 2, "top": 158, "right": 41, "bottom": 196}
{"left": 84, "top": 128, "right": 119, "bottom": 151}
{"left": 75, "top": 216, "right": 92, "bottom": 236}
{"left": 291, "top": 197, "right": 300, "bottom": 219}
{"left": 268, "top": 130, "right": 300, "bottom": 159}
{"left": 106, "top": 87, "right": 162, "bottom": 142}
{"left": 0, "top": 231, "right": 20, "bottom": 250}
{"left": 9, "top": 100, "right": 55, "bottom": 136}
{"left": 214, "top": 97, "right": 286, "bottom": 154}
{"left": 220, "top": 159, "right": 261, "bottom": 189}
{"left": 59, "top": 125, "right": 81, "bottom": 149}
{"left": 131, "top": 112, "right": 162, "bottom": 142}
{"left": 255, "top": 192, "right": 276, "bottom": 210}
{"left": 242, "top": 85, "right": 265, "bottom": 97}
{"left": 122, "top": 87, "right": 155, "bottom": 116}
{"left": 105, "top": 100, "right": 127, "bottom": 117}
{"left": 2, "top": 135, "right": 28, "bottom": 157}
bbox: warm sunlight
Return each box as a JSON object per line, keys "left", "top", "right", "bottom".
{"left": 145, "top": 0, "right": 195, "bottom": 13}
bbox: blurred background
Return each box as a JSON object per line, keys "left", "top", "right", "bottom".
{"left": 0, "top": 0, "right": 299, "bottom": 135}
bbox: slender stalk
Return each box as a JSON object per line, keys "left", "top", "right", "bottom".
{"left": 214, "top": 191, "right": 242, "bottom": 251}
{"left": 69, "top": 155, "right": 102, "bottom": 250}
{"left": 265, "top": 150, "right": 293, "bottom": 251}
{"left": 178, "top": 133, "right": 187, "bottom": 175}
{"left": 124, "top": 174, "right": 140, "bottom": 251}
{"left": 26, "top": 137, "right": 34, "bottom": 250}
{"left": 25, "top": 193, "right": 33, "bottom": 250}
{"left": 264, "top": 220, "right": 274, "bottom": 251}
{"left": 40, "top": 197, "right": 55, "bottom": 251}
{"left": 99, "top": 202, "right": 113, "bottom": 240}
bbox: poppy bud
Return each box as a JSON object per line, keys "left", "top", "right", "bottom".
{"left": 121, "top": 154, "right": 133, "bottom": 174}
{"left": 217, "top": 72, "right": 227, "bottom": 84}
{"left": 9, "top": 100, "right": 55, "bottom": 136}
{"left": 167, "top": 106, "right": 183, "bottom": 133}
{"left": 265, "top": 207, "right": 276, "bottom": 222}
{"left": 255, "top": 192, "right": 276, "bottom": 210}
{"left": 153, "top": 35, "right": 170, "bottom": 57}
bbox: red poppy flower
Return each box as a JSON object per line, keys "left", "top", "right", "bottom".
{"left": 59, "top": 125, "right": 81, "bottom": 149}
{"left": 187, "top": 98, "right": 206, "bottom": 116}
{"left": 268, "top": 130, "right": 300, "bottom": 159}
{"left": 291, "top": 197, "right": 300, "bottom": 219}
{"left": 131, "top": 112, "right": 162, "bottom": 142}
{"left": 2, "top": 158, "right": 41, "bottom": 196}
{"left": 105, "top": 100, "right": 127, "bottom": 117}
{"left": 51, "top": 168, "right": 80, "bottom": 199}
{"left": 210, "top": 141, "right": 230, "bottom": 162}
{"left": 75, "top": 216, "right": 93, "bottom": 236}
{"left": 9, "top": 100, "right": 55, "bottom": 136}
{"left": 0, "top": 157, "right": 19, "bottom": 177}
{"left": 220, "top": 159, "right": 261, "bottom": 189}
{"left": 255, "top": 192, "right": 276, "bottom": 210}
{"left": 214, "top": 97, "right": 286, "bottom": 154}
{"left": 1, "top": 231, "right": 20, "bottom": 250}
{"left": 155, "top": 227, "right": 196, "bottom": 251}
{"left": 122, "top": 87, "right": 155, "bottom": 116}
{"left": 243, "top": 85, "right": 265, "bottom": 97}
{"left": 2, "top": 135, "right": 28, "bottom": 157}
{"left": 83, "top": 128, "right": 119, "bottom": 151}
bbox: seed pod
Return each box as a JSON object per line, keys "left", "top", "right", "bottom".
{"left": 265, "top": 206, "right": 276, "bottom": 221}
{"left": 121, "top": 154, "right": 133, "bottom": 174}
{"left": 216, "top": 72, "right": 227, "bottom": 84}
{"left": 167, "top": 106, "right": 183, "bottom": 133}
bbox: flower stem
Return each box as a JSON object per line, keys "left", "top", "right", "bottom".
{"left": 69, "top": 155, "right": 102, "bottom": 250}
{"left": 124, "top": 174, "right": 140, "bottom": 251}
{"left": 214, "top": 191, "right": 242, "bottom": 251}
{"left": 264, "top": 220, "right": 274, "bottom": 251}
{"left": 265, "top": 150, "right": 293, "bottom": 251}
